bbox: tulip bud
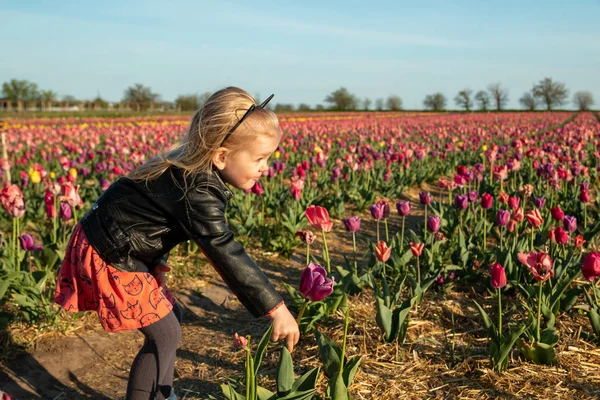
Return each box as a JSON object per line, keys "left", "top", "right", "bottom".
{"left": 396, "top": 201, "right": 411, "bottom": 216}
{"left": 534, "top": 197, "right": 546, "bottom": 209}
{"left": 496, "top": 210, "right": 510, "bottom": 226}
{"left": 581, "top": 252, "right": 600, "bottom": 281}
{"left": 480, "top": 193, "right": 493, "bottom": 209}
{"left": 508, "top": 196, "right": 520, "bottom": 211}
{"left": 373, "top": 240, "right": 392, "bottom": 262}
{"left": 410, "top": 242, "right": 424, "bottom": 257}
{"left": 427, "top": 215, "right": 441, "bottom": 233}
{"left": 454, "top": 195, "right": 468, "bottom": 210}
{"left": 419, "top": 191, "right": 431, "bottom": 205}
{"left": 498, "top": 192, "right": 509, "bottom": 204}
{"left": 580, "top": 189, "right": 590, "bottom": 204}
{"left": 563, "top": 215, "right": 577, "bottom": 232}
{"left": 575, "top": 234, "right": 586, "bottom": 248}
{"left": 295, "top": 230, "right": 316, "bottom": 245}
{"left": 551, "top": 206, "right": 564, "bottom": 221}
{"left": 489, "top": 263, "right": 507, "bottom": 289}
{"left": 342, "top": 216, "right": 361, "bottom": 232}
{"left": 525, "top": 209, "right": 543, "bottom": 228}
{"left": 18, "top": 234, "right": 43, "bottom": 251}
{"left": 554, "top": 226, "right": 569, "bottom": 245}
{"left": 232, "top": 332, "right": 248, "bottom": 349}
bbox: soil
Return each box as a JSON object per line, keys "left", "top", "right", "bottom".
{"left": 2, "top": 185, "right": 600, "bottom": 399}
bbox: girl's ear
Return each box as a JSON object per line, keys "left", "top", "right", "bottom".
{"left": 212, "top": 148, "right": 228, "bottom": 170}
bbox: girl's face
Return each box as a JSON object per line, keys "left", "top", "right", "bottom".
{"left": 217, "top": 133, "right": 280, "bottom": 190}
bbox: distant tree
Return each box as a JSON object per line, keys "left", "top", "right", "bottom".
{"left": 175, "top": 94, "right": 201, "bottom": 111}
{"left": 454, "top": 89, "right": 473, "bottom": 111}
{"left": 92, "top": 95, "right": 109, "bottom": 109}
{"left": 573, "top": 91, "right": 594, "bottom": 111}
{"left": 297, "top": 103, "right": 312, "bottom": 111}
{"left": 487, "top": 83, "right": 509, "bottom": 111}
{"left": 519, "top": 91, "right": 537, "bottom": 111}
{"left": 1, "top": 79, "right": 40, "bottom": 102}
{"left": 423, "top": 92, "right": 447, "bottom": 111}
{"left": 532, "top": 77, "right": 569, "bottom": 111}
{"left": 324, "top": 87, "right": 358, "bottom": 111}
{"left": 40, "top": 90, "right": 57, "bottom": 102}
{"left": 315, "top": 104, "right": 325, "bottom": 111}
{"left": 474, "top": 90, "right": 490, "bottom": 111}
{"left": 122, "top": 83, "right": 160, "bottom": 110}
{"left": 62, "top": 94, "right": 78, "bottom": 103}
{"left": 375, "top": 98, "right": 384, "bottom": 111}
{"left": 386, "top": 95, "right": 403, "bottom": 111}
{"left": 362, "top": 97, "right": 372, "bottom": 111}
{"left": 274, "top": 103, "right": 295, "bottom": 112}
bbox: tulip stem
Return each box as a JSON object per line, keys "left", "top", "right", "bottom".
{"left": 593, "top": 284, "right": 599, "bottom": 308}
{"left": 500, "top": 227, "right": 503, "bottom": 252}
{"left": 384, "top": 218, "right": 389, "bottom": 242}
{"left": 376, "top": 220, "right": 380, "bottom": 243}
{"left": 531, "top": 228, "right": 534, "bottom": 251}
{"left": 352, "top": 231, "right": 357, "bottom": 273}
{"left": 296, "top": 299, "right": 309, "bottom": 325}
{"left": 338, "top": 295, "right": 350, "bottom": 379}
{"left": 401, "top": 216, "right": 405, "bottom": 255}
{"left": 424, "top": 206, "right": 428, "bottom": 240}
{"left": 498, "top": 287, "right": 502, "bottom": 337}
{"left": 584, "top": 204, "right": 587, "bottom": 229}
{"left": 536, "top": 281, "right": 543, "bottom": 342}
{"left": 483, "top": 219, "right": 487, "bottom": 252}
{"left": 306, "top": 243, "right": 310, "bottom": 265}
{"left": 321, "top": 229, "right": 330, "bottom": 274}
{"left": 417, "top": 257, "right": 421, "bottom": 286}
{"left": 245, "top": 337, "right": 253, "bottom": 400}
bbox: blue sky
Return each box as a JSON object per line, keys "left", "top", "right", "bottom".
{"left": 1, "top": 0, "right": 598, "bottom": 109}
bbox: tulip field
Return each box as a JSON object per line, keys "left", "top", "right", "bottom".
{"left": 3, "top": 111, "right": 600, "bottom": 399}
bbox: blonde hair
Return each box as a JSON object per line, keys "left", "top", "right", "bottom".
{"left": 128, "top": 87, "right": 281, "bottom": 188}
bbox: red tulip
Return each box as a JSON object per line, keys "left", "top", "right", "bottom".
{"left": 574, "top": 234, "right": 586, "bottom": 248}
{"left": 508, "top": 196, "right": 521, "bottom": 210}
{"left": 410, "top": 242, "right": 425, "bottom": 257}
{"left": 295, "top": 230, "right": 316, "bottom": 244}
{"left": 480, "top": 193, "right": 493, "bottom": 209}
{"left": 498, "top": 192, "right": 509, "bottom": 204}
{"left": 551, "top": 206, "right": 564, "bottom": 221}
{"left": 554, "top": 226, "right": 569, "bottom": 245}
{"left": 581, "top": 252, "right": 600, "bottom": 281}
{"left": 489, "top": 263, "right": 507, "bottom": 289}
{"left": 305, "top": 205, "right": 333, "bottom": 232}
{"left": 1, "top": 184, "right": 26, "bottom": 218}
{"left": 579, "top": 189, "right": 590, "bottom": 204}
{"left": 373, "top": 240, "right": 392, "bottom": 262}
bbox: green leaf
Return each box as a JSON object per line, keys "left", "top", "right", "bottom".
{"left": 375, "top": 297, "right": 394, "bottom": 341}
{"left": 254, "top": 324, "right": 274, "bottom": 375}
{"left": 277, "top": 389, "right": 318, "bottom": 400}
{"left": 342, "top": 356, "right": 362, "bottom": 386}
{"left": 540, "top": 328, "right": 559, "bottom": 347}
{"left": 220, "top": 383, "right": 246, "bottom": 400}
{"left": 316, "top": 330, "right": 342, "bottom": 378}
{"left": 330, "top": 374, "right": 349, "bottom": 400}
{"left": 472, "top": 300, "right": 497, "bottom": 339}
{"left": 520, "top": 341, "right": 556, "bottom": 365}
{"left": 496, "top": 324, "right": 527, "bottom": 370}
{"left": 277, "top": 346, "right": 295, "bottom": 395}
{"left": 256, "top": 386, "right": 275, "bottom": 400}
{"left": 291, "top": 367, "right": 320, "bottom": 392}
{"left": 589, "top": 308, "right": 600, "bottom": 336}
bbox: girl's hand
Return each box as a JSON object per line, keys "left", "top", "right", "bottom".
{"left": 151, "top": 263, "right": 171, "bottom": 288}
{"left": 268, "top": 304, "right": 300, "bottom": 352}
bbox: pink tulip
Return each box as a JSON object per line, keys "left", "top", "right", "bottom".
{"left": 305, "top": 205, "right": 333, "bottom": 232}
{"left": 299, "top": 262, "right": 334, "bottom": 301}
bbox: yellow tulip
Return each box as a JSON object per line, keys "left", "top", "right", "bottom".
{"left": 30, "top": 170, "right": 41, "bottom": 184}
{"left": 50, "top": 171, "right": 56, "bottom": 179}
{"left": 482, "top": 145, "right": 488, "bottom": 151}
{"left": 274, "top": 151, "right": 281, "bottom": 159}
{"left": 69, "top": 168, "right": 78, "bottom": 179}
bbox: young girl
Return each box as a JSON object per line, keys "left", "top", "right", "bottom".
{"left": 53, "top": 87, "right": 300, "bottom": 400}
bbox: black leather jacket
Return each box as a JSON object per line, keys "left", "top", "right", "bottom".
{"left": 79, "top": 167, "right": 284, "bottom": 317}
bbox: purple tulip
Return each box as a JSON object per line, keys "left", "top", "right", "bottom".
{"left": 534, "top": 197, "right": 546, "bottom": 209}
{"left": 454, "top": 195, "right": 469, "bottom": 210}
{"left": 299, "top": 262, "right": 335, "bottom": 302}
{"left": 496, "top": 210, "right": 511, "bottom": 226}
{"left": 396, "top": 201, "right": 411, "bottom": 216}
{"left": 342, "top": 216, "right": 361, "bottom": 232}
{"left": 419, "top": 191, "right": 431, "bottom": 205}
{"left": 468, "top": 190, "right": 479, "bottom": 203}
{"left": 369, "top": 202, "right": 385, "bottom": 220}
{"left": 60, "top": 202, "right": 73, "bottom": 221}
{"left": 18, "top": 234, "right": 43, "bottom": 252}
{"left": 563, "top": 215, "right": 577, "bottom": 232}
{"left": 427, "top": 215, "right": 441, "bottom": 233}
{"left": 100, "top": 178, "right": 111, "bottom": 191}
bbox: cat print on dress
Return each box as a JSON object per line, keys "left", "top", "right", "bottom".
{"left": 123, "top": 275, "right": 144, "bottom": 296}
{"left": 120, "top": 300, "right": 143, "bottom": 320}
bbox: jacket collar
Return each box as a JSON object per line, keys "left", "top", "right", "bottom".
{"left": 211, "top": 167, "right": 234, "bottom": 201}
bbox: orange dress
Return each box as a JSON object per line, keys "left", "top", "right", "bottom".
{"left": 54, "top": 224, "right": 176, "bottom": 332}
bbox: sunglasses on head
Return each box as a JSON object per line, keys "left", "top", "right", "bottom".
{"left": 220, "top": 94, "right": 274, "bottom": 147}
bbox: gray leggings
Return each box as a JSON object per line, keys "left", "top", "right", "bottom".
{"left": 126, "top": 302, "right": 183, "bottom": 400}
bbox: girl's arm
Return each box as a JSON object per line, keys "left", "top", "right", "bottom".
{"left": 183, "top": 186, "right": 284, "bottom": 318}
